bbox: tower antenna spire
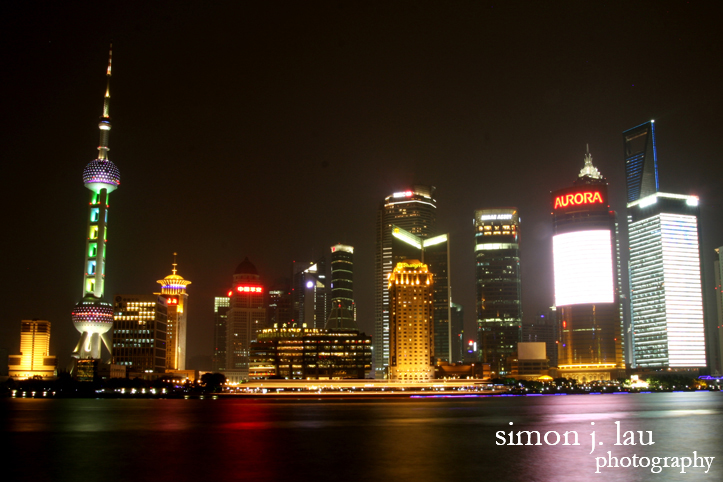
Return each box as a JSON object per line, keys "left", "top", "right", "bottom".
{"left": 172, "top": 252, "right": 178, "bottom": 275}
{"left": 103, "top": 43, "right": 112, "bottom": 118}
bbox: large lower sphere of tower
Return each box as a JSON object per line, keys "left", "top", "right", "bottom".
{"left": 83, "top": 158, "right": 120, "bottom": 192}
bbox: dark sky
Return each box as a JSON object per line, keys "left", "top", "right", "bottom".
{"left": 2, "top": 1, "right": 722, "bottom": 369}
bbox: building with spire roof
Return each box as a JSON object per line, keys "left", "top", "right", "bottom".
{"left": 155, "top": 253, "right": 191, "bottom": 370}
{"left": 551, "top": 148, "right": 624, "bottom": 382}
{"left": 71, "top": 45, "right": 120, "bottom": 373}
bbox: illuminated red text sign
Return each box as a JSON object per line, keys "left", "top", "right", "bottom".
{"left": 554, "top": 191, "right": 604, "bottom": 209}
{"left": 237, "top": 286, "right": 263, "bottom": 293}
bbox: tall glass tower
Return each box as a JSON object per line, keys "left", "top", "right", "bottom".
{"left": 71, "top": 46, "right": 120, "bottom": 361}
{"left": 624, "top": 122, "right": 706, "bottom": 368}
{"left": 474, "top": 208, "right": 522, "bottom": 376}
{"left": 375, "top": 186, "right": 437, "bottom": 378}
{"left": 326, "top": 244, "right": 356, "bottom": 330}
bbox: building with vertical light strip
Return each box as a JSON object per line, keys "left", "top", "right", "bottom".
{"left": 389, "top": 260, "right": 435, "bottom": 381}
{"left": 551, "top": 149, "right": 623, "bottom": 381}
{"left": 713, "top": 247, "right": 723, "bottom": 374}
{"left": 8, "top": 320, "right": 57, "bottom": 379}
{"left": 155, "top": 254, "right": 191, "bottom": 370}
{"left": 71, "top": 46, "right": 118, "bottom": 368}
{"left": 326, "top": 244, "right": 357, "bottom": 330}
{"left": 225, "top": 258, "right": 266, "bottom": 382}
{"left": 627, "top": 193, "right": 705, "bottom": 368}
{"left": 625, "top": 121, "right": 706, "bottom": 369}
{"left": 474, "top": 208, "right": 521, "bottom": 376}
{"left": 375, "top": 186, "right": 437, "bottom": 378}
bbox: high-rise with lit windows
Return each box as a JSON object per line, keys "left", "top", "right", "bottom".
{"left": 293, "top": 258, "right": 328, "bottom": 329}
{"left": 112, "top": 295, "right": 168, "bottom": 375}
{"left": 8, "top": 320, "right": 57, "bottom": 379}
{"left": 326, "top": 244, "right": 356, "bottom": 330}
{"left": 155, "top": 253, "right": 191, "bottom": 370}
{"left": 625, "top": 122, "right": 706, "bottom": 368}
{"left": 551, "top": 149, "right": 623, "bottom": 381}
{"left": 474, "top": 208, "right": 521, "bottom": 375}
{"left": 225, "top": 257, "right": 266, "bottom": 382}
{"left": 212, "top": 296, "right": 230, "bottom": 372}
{"left": 71, "top": 46, "right": 119, "bottom": 362}
{"left": 389, "top": 260, "right": 435, "bottom": 381}
{"left": 375, "top": 186, "right": 437, "bottom": 378}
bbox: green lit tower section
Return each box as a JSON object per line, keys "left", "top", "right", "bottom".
{"left": 71, "top": 46, "right": 120, "bottom": 360}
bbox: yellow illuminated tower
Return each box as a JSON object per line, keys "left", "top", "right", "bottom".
{"left": 156, "top": 253, "right": 191, "bottom": 370}
{"left": 389, "top": 260, "right": 435, "bottom": 381}
{"left": 71, "top": 45, "right": 119, "bottom": 361}
{"left": 8, "top": 320, "right": 57, "bottom": 379}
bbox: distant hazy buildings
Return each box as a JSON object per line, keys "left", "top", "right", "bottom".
{"left": 155, "top": 254, "right": 191, "bottom": 371}
{"left": 112, "top": 295, "right": 168, "bottom": 375}
{"left": 225, "top": 258, "right": 267, "bottom": 382}
{"left": 450, "top": 302, "right": 464, "bottom": 364}
{"left": 71, "top": 47, "right": 118, "bottom": 364}
{"left": 551, "top": 149, "right": 623, "bottom": 381}
{"left": 8, "top": 320, "right": 57, "bottom": 379}
{"left": 389, "top": 260, "right": 435, "bottom": 381}
{"left": 267, "top": 279, "right": 292, "bottom": 329}
{"left": 625, "top": 121, "right": 706, "bottom": 369}
{"left": 293, "top": 258, "right": 328, "bottom": 329}
{"left": 327, "top": 244, "right": 357, "bottom": 329}
{"left": 474, "top": 208, "right": 522, "bottom": 376}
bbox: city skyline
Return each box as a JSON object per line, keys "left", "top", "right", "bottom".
{"left": 2, "top": 3, "right": 722, "bottom": 370}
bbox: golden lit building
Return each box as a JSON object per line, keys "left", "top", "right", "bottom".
{"left": 389, "top": 260, "right": 435, "bottom": 381}
{"left": 112, "top": 295, "right": 168, "bottom": 376}
{"left": 156, "top": 254, "right": 191, "bottom": 371}
{"left": 8, "top": 319, "right": 57, "bottom": 379}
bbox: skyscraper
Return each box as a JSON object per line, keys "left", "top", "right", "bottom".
{"left": 474, "top": 208, "right": 522, "bottom": 376}
{"left": 389, "top": 226, "right": 452, "bottom": 362}
{"left": 551, "top": 149, "right": 623, "bottom": 381}
{"left": 225, "top": 258, "right": 266, "bottom": 382}
{"left": 292, "top": 258, "right": 328, "bottom": 329}
{"left": 155, "top": 254, "right": 191, "bottom": 370}
{"left": 112, "top": 295, "right": 168, "bottom": 375}
{"left": 71, "top": 46, "right": 119, "bottom": 363}
{"left": 623, "top": 121, "right": 659, "bottom": 203}
{"left": 389, "top": 260, "right": 435, "bottom": 381}
{"left": 625, "top": 122, "right": 706, "bottom": 369}
{"left": 326, "top": 244, "right": 356, "bottom": 330}
{"left": 713, "top": 248, "right": 723, "bottom": 374}
{"left": 8, "top": 320, "right": 57, "bottom": 380}
{"left": 212, "top": 296, "right": 230, "bottom": 372}
{"left": 375, "top": 186, "right": 437, "bottom": 378}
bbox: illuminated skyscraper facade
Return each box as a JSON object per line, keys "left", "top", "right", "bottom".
{"left": 474, "top": 208, "right": 521, "bottom": 376}
{"left": 226, "top": 258, "right": 266, "bottom": 382}
{"left": 375, "top": 186, "right": 437, "bottom": 378}
{"left": 551, "top": 150, "right": 623, "bottom": 380}
{"left": 112, "top": 295, "right": 168, "bottom": 374}
{"left": 628, "top": 193, "right": 705, "bottom": 368}
{"left": 212, "top": 296, "right": 230, "bottom": 372}
{"left": 389, "top": 260, "right": 435, "bottom": 381}
{"left": 8, "top": 320, "right": 57, "bottom": 379}
{"left": 625, "top": 122, "right": 706, "bottom": 368}
{"left": 71, "top": 46, "right": 119, "bottom": 362}
{"left": 326, "top": 244, "right": 357, "bottom": 330}
{"left": 155, "top": 254, "right": 191, "bottom": 370}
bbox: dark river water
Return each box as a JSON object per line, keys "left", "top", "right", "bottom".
{"left": 2, "top": 392, "right": 721, "bottom": 482}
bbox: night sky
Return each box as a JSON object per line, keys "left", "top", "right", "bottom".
{"left": 2, "top": 1, "right": 722, "bottom": 369}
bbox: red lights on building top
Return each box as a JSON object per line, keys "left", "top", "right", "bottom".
{"left": 554, "top": 191, "right": 604, "bottom": 209}
{"left": 236, "top": 286, "right": 263, "bottom": 293}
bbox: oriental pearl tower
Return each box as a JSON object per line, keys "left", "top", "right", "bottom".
{"left": 71, "top": 45, "right": 120, "bottom": 360}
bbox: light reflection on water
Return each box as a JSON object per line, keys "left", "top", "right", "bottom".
{"left": 2, "top": 393, "right": 721, "bottom": 482}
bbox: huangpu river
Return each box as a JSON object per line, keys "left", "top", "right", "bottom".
{"left": 2, "top": 392, "right": 722, "bottom": 482}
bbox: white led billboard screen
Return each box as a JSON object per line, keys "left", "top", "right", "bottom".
{"left": 553, "top": 230, "right": 614, "bottom": 306}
